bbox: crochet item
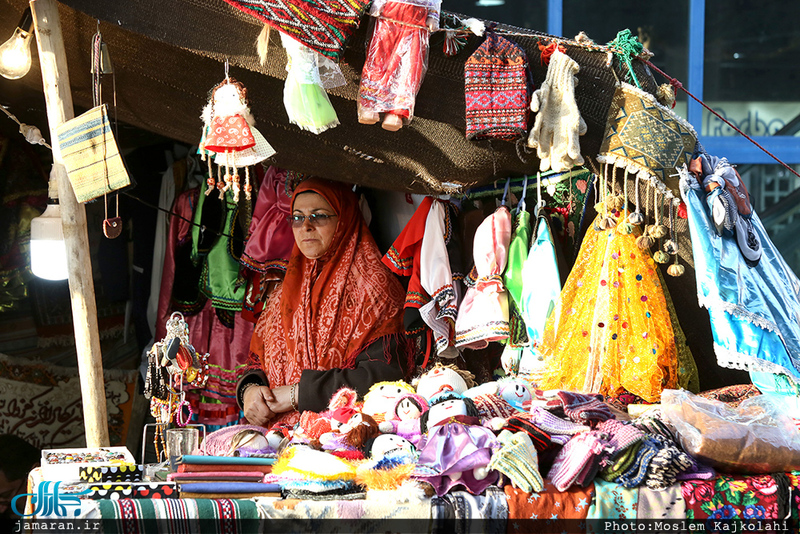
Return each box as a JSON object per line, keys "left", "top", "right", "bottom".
{"left": 471, "top": 392, "right": 518, "bottom": 422}
{"left": 526, "top": 49, "right": 586, "bottom": 172}
{"left": 550, "top": 391, "right": 613, "bottom": 424}
{"left": 529, "top": 406, "right": 590, "bottom": 437}
{"left": 675, "top": 455, "right": 716, "bottom": 481}
{"left": 488, "top": 430, "right": 544, "bottom": 493}
{"left": 465, "top": 32, "right": 529, "bottom": 141}
{"left": 501, "top": 415, "right": 553, "bottom": 452}
{"left": 599, "top": 442, "right": 640, "bottom": 482}
{"left": 596, "top": 418, "right": 645, "bottom": 461}
{"left": 645, "top": 441, "right": 693, "bottom": 490}
{"left": 547, "top": 431, "right": 611, "bottom": 492}
{"left": 616, "top": 436, "right": 659, "bottom": 488}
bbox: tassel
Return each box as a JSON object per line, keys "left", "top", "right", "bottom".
{"left": 653, "top": 250, "right": 670, "bottom": 264}
{"left": 667, "top": 264, "right": 685, "bottom": 277}
{"left": 617, "top": 222, "right": 634, "bottom": 235}
{"left": 636, "top": 234, "right": 654, "bottom": 249}
{"left": 244, "top": 166, "right": 252, "bottom": 201}
{"left": 256, "top": 24, "right": 270, "bottom": 66}
{"left": 649, "top": 225, "right": 668, "bottom": 239}
{"left": 205, "top": 175, "right": 215, "bottom": 196}
{"left": 663, "top": 239, "right": 678, "bottom": 255}
{"left": 628, "top": 211, "right": 644, "bottom": 225}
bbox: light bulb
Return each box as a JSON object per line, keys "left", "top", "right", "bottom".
{"left": 0, "top": 8, "right": 34, "bottom": 80}
{"left": 30, "top": 203, "right": 69, "bottom": 281}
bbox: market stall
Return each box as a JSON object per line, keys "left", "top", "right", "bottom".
{"left": 3, "top": 0, "right": 800, "bottom": 531}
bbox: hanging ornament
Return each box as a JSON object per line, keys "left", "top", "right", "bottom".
{"left": 199, "top": 72, "right": 275, "bottom": 201}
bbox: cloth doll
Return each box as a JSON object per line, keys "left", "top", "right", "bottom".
{"left": 228, "top": 428, "right": 274, "bottom": 457}
{"left": 413, "top": 392, "right": 500, "bottom": 496}
{"left": 378, "top": 392, "right": 429, "bottom": 446}
{"left": 361, "top": 380, "right": 416, "bottom": 423}
{"left": 316, "top": 412, "right": 381, "bottom": 460}
{"left": 363, "top": 433, "right": 418, "bottom": 462}
{"left": 413, "top": 362, "right": 475, "bottom": 400}
{"left": 199, "top": 77, "right": 275, "bottom": 201}
{"left": 464, "top": 377, "right": 531, "bottom": 429}
{"left": 279, "top": 31, "right": 341, "bottom": 135}
{"left": 356, "top": 434, "right": 424, "bottom": 500}
{"left": 358, "top": 0, "right": 442, "bottom": 131}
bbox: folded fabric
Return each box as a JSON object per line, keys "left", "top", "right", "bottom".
{"left": 488, "top": 430, "right": 544, "bottom": 493}
{"left": 178, "top": 455, "right": 275, "bottom": 465}
{"left": 548, "top": 431, "right": 611, "bottom": 492}
{"left": 553, "top": 391, "right": 614, "bottom": 424}
{"left": 529, "top": 406, "right": 590, "bottom": 437}
{"left": 599, "top": 442, "right": 641, "bottom": 482}
{"left": 178, "top": 482, "right": 282, "bottom": 494}
{"left": 282, "top": 478, "right": 355, "bottom": 494}
{"left": 616, "top": 436, "right": 659, "bottom": 488}
{"left": 502, "top": 415, "right": 554, "bottom": 451}
{"left": 177, "top": 463, "right": 272, "bottom": 474}
{"left": 596, "top": 418, "right": 645, "bottom": 463}
{"left": 180, "top": 491, "right": 280, "bottom": 499}
{"left": 167, "top": 471, "right": 265, "bottom": 482}
{"left": 637, "top": 485, "right": 686, "bottom": 519}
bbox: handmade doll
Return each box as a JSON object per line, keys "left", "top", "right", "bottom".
{"left": 356, "top": 434, "right": 424, "bottom": 500}
{"left": 358, "top": 0, "right": 442, "bottom": 131}
{"left": 361, "top": 380, "right": 416, "bottom": 423}
{"left": 464, "top": 377, "right": 532, "bottom": 429}
{"left": 199, "top": 77, "right": 274, "bottom": 201}
{"left": 228, "top": 428, "right": 273, "bottom": 457}
{"left": 413, "top": 362, "right": 475, "bottom": 400}
{"left": 413, "top": 392, "right": 500, "bottom": 496}
{"left": 316, "top": 412, "right": 381, "bottom": 460}
{"left": 363, "top": 433, "right": 418, "bottom": 462}
{"left": 378, "top": 392, "right": 429, "bottom": 446}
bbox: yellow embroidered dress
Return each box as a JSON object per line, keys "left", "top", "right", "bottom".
{"left": 538, "top": 213, "right": 678, "bottom": 402}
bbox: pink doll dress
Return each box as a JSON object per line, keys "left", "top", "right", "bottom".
{"left": 358, "top": 0, "right": 440, "bottom": 121}
{"left": 454, "top": 206, "right": 512, "bottom": 349}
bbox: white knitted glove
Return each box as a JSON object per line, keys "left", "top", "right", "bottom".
{"left": 527, "top": 50, "right": 587, "bottom": 172}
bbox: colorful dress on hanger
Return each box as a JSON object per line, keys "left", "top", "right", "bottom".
{"left": 358, "top": 0, "right": 441, "bottom": 122}
{"left": 537, "top": 213, "right": 678, "bottom": 403}
{"left": 680, "top": 169, "right": 800, "bottom": 382}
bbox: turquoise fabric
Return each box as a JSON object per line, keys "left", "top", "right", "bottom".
{"left": 680, "top": 174, "right": 800, "bottom": 380}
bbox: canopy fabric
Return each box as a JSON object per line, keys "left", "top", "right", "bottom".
{"left": 3, "top": 0, "right": 658, "bottom": 194}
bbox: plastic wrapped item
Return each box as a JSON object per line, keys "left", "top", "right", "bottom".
{"left": 280, "top": 32, "right": 343, "bottom": 134}
{"left": 357, "top": 0, "right": 441, "bottom": 131}
{"left": 661, "top": 388, "right": 800, "bottom": 474}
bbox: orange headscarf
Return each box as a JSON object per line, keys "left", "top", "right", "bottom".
{"left": 250, "top": 178, "right": 406, "bottom": 408}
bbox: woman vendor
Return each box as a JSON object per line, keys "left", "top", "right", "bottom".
{"left": 236, "top": 178, "right": 412, "bottom": 428}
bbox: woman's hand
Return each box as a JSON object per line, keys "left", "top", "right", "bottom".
{"left": 267, "top": 384, "right": 298, "bottom": 414}
{"left": 243, "top": 385, "right": 276, "bottom": 426}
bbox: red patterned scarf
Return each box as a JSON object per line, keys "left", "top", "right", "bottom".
{"left": 251, "top": 178, "right": 405, "bottom": 402}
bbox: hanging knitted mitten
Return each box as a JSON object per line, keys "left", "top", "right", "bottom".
{"left": 527, "top": 49, "right": 587, "bottom": 172}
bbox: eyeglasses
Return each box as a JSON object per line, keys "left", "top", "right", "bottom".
{"left": 288, "top": 213, "right": 337, "bottom": 228}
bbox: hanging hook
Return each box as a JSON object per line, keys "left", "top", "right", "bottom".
{"left": 224, "top": 58, "right": 230, "bottom": 81}
{"left": 536, "top": 171, "right": 545, "bottom": 215}
{"left": 519, "top": 175, "right": 529, "bottom": 213}
{"left": 501, "top": 177, "right": 511, "bottom": 206}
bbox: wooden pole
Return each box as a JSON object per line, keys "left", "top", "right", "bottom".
{"left": 30, "top": 0, "right": 109, "bottom": 447}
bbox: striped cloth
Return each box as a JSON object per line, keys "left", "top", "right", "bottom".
{"left": 99, "top": 498, "right": 259, "bottom": 534}
{"left": 55, "top": 104, "right": 130, "bottom": 203}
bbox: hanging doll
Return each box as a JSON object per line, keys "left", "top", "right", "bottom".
{"left": 279, "top": 32, "right": 342, "bottom": 135}
{"left": 378, "top": 392, "right": 429, "bottom": 446}
{"left": 199, "top": 77, "right": 275, "bottom": 201}
{"left": 358, "top": 0, "right": 442, "bottom": 131}
{"left": 413, "top": 392, "right": 500, "bottom": 496}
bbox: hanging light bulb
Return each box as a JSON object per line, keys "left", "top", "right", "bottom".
{"left": 30, "top": 173, "right": 68, "bottom": 281}
{"left": 0, "top": 8, "right": 34, "bottom": 80}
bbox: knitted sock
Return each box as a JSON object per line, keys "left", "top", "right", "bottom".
{"left": 599, "top": 443, "right": 641, "bottom": 482}
{"left": 645, "top": 444, "right": 693, "bottom": 490}
{"left": 530, "top": 406, "right": 590, "bottom": 436}
{"left": 675, "top": 455, "right": 716, "bottom": 481}
{"left": 556, "top": 391, "right": 613, "bottom": 424}
{"left": 548, "top": 431, "right": 608, "bottom": 492}
{"left": 632, "top": 414, "right": 675, "bottom": 440}
{"left": 616, "top": 436, "right": 659, "bottom": 488}
{"left": 489, "top": 430, "right": 544, "bottom": 493}
{"left": 597, "top": 418, "right": 645, "bottom": 463}
{"left": 502, "top": 415, "right": 553, "bottom": 452}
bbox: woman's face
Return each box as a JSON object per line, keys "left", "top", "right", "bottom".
{"left": 292, "top": 192, "right": 338, "bottom": 259}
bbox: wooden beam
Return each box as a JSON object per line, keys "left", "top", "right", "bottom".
{"left": 30, "top": 0, "right": 109, "bottom": 447}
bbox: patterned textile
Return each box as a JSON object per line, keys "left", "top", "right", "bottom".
{"left": 431, "top": 486, "right": 509, "bottom": 534}
{"left": 788, "top": 472, "right": 800, "bottom": 525}
{"left": 465, "top": 32, "right": 529, "bottom": 141}
{"left": 586, "top": 479, "right": 638, "bottom": 521}
{"left": 204, "top": 115, "right": 255, "bottom": 152}
{"left": 538, "top": 214, "right": 679, "bottom": 402}
{"left": 84, "top": 482, "right": 177, "bottom": 500}
{"left": 250, "top": 178, "right": 407, "bottom": 427}
{"left": 681, "top": 171, "right": 800, "bottom": 381}
{"left": 637, "top": 484, "right": 686, "bottom": 519}
{"left": 504, "top": 481, "right": 594, "bottom": 528}
{"left": 55, "top": 104, "right": 130, "bottom": 203}
{"left": 681, "top": 474, "right": 781, "bottom": 521}
{"left": 0, "top": 353, "right": 138, "bottom": 448}
{"left": 222, "top": 0, "right": 370, "bottom": 61}
{"left": 99, "top": 498, "right": 259, "bottom": 533}
{"left": 697, "top": 384, "right": 761, "bottom": 407}
{"left": 597, "top": 82, "right": 696, "bottom": 200}
{"left": 259, "top": 495, "right": 431, "bottom": 523}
